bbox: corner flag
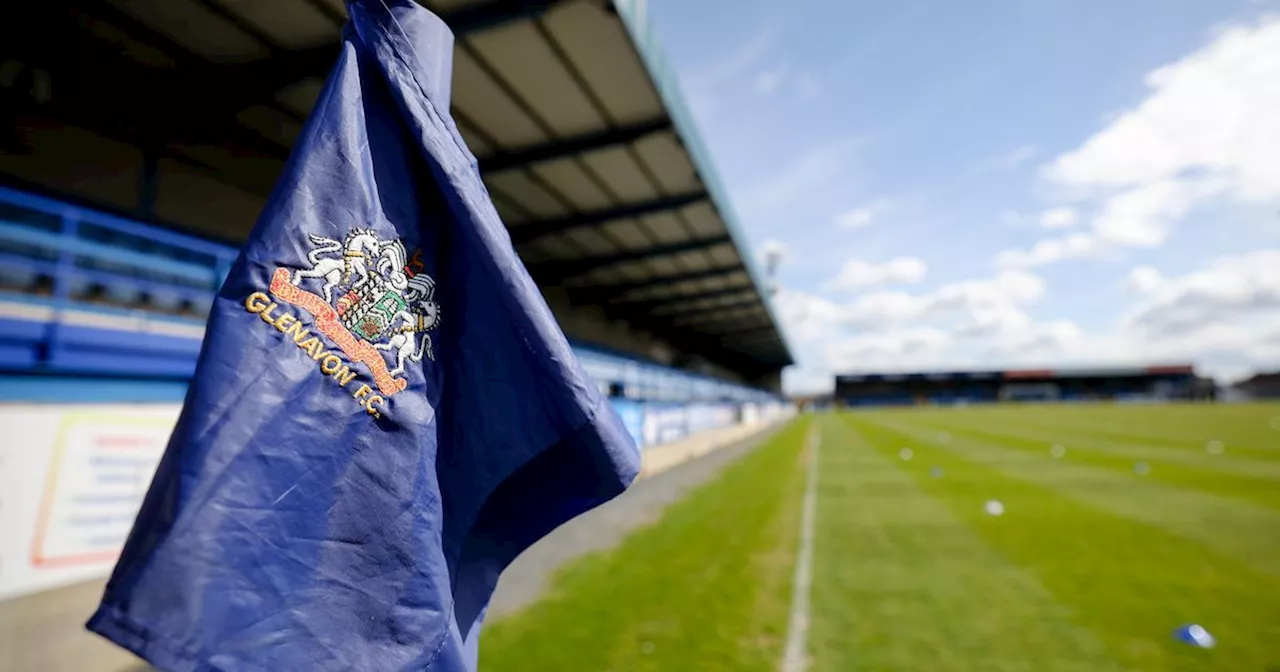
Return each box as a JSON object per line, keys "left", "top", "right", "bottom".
{"left": 86, "top": 2, "right": 640, "bottom": 669}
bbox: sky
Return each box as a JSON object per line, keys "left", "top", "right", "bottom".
{"left": 641, "top": 0, "right": 1280, "bottom": 394}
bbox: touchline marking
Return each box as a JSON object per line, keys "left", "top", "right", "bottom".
{"left": 782, "top": 424, "right": 820, "bottom": 672}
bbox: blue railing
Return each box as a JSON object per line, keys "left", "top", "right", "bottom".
{"left": 0, "top": 184, "right": 780, "bottom": 405}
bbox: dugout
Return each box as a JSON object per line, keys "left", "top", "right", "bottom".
{"left": 0, "top": 0, "right": 792, "bottom": 395}
{"left": 835, "top": 365, "right": 1205, "bottom": 406}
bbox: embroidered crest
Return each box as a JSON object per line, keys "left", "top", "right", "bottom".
{"left": 293, "top": 229, "right": 441, "bottom": 373}
{"left": 249, "top": 229, "right": 440, "bottom": 408}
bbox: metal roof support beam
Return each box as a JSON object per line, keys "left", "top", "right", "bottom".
{"left": 154, "top": 0, "right": 569, "bottom": 124}
{"left": 609, "top": 279, "right": 753, "bottom": 309}
{"left": 606, "top": 282, "right": 756, "bottom": 327}
{"left": 443, "top": 0, "right": 567, "bottom": 32}
{"left": 717, "top": 325, "right": 783, "bottom": 343}
{"left": 671, "top": 308, "right": 768, "bottom": 329}
{"left": 652, "top": 294, "right": 761, "bottom": 319}
{"left": 9, "top": 4, "right": 294, "bottom": 162}
{"left": 480, "top": 117, "right": 672, "bottom": 173}
{"left": 659, "top": 327, "right": 777, "bottom": 369}
{"left": 530, "top": 234, "right": 730, "bottom": 283}
{"left": 510, "top": 190, "right": 708, "bottom": 245}
{"left": 573, "top": 265, "right": 743, "bottom": 305}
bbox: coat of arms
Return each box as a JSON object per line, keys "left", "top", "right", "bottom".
{"left": 287, "top": 228, "right": 441, "bottom": 377}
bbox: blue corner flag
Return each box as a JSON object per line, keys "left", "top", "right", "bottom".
{"left": 86, "top": 2, "right": 640, "bottom": 669}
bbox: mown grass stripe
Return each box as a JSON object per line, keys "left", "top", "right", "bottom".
{"left": 912, "top": 417, "right": 1280, "bottom": 512}
{"left": 940, "top": 408, "right": 1280, "bottom": 467}
{"left": 810, "top": 416, "right": 1124, "bottom": 672}
{"left": 848, "top": 412, "right": 1280, "bottom": 672}
{"left": 871, "top": 413, "right": 1280, "bottom": 579}
{"left": 479, "top": 418, "right": 810, "bottom": 672}
{"left": 993, "top": 403, "right": 1280, "bottom": 458}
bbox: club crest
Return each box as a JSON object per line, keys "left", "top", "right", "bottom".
{"left": 248, "top": 229, "right": 441, "bottom": 409}
{"left": 293, "top": 228, "right": 441, "bottom": 369}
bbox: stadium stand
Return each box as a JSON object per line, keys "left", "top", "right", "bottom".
{"left": 3, "top": 0, "right": 792, "bottom": 389}
{"left": 0, "top": 183, "right": 785, "bottom": 440}
{"left": 835, "top": 366, "right": 1210, "bottom": 406}
{"left": 1, "top": 0, "right": 795, "bottom": 422}
{"left": 1232, "top": 371, "right": 1280, "bottom": 399}
{"left": 0, "top": 3, "right": 796, "bottom": 644}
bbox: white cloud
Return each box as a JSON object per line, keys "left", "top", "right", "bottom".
{"left": 996, "top": 232, "right": 1102, "bottom": 268}
{"left": 786, "top": 268, "right": 1080, "bottom": 379}
{"left": 773, "top": 287, "right": 845, "bottom": 346}
{"left": 1045, "top": 19, "right": 1280, "bottom": 200}
{"left": 1092, "top": 178, "right": 1223, "bottom": 246}
{"left": 997, "top": 179, "right": 1224, "bottom": 268}
{"left": 778, "top": 249, "right": 1280, "bottom": 391}
{"left": 1123, "top": 249, "right": 1280, "bottom": 335}
{"left": 1126, "top": 265, "right": 1164, "bottom": 293}
{"left": 782, "top": 365, "right": 836, "bottom": 396}
{"left": 1039, "top": 207, "right": 1078, "bottom": 229}
{"left": 1019, "top": 250, "right": 1280, "bottom": 381}
{"left": 835, "top": 197, "right": 892, "bottom": 229}
{"left": 841, "top": 270, "right": 1046, "bottom": 330}
{"left": 1004, "top": 17, "right": 1280, "bottom": 270}
{"left": 823, "top": 257, "right": 927, "bottom": 291}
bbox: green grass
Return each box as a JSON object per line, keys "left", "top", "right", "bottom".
{"left": 820, "top": 405, "right": 1280, "bottom": 671}
{"left": 478, "top": 417, "right": 812, "bottom": 671}
{"left": 479, "top": 404, "right": 1280, "bottom": 671}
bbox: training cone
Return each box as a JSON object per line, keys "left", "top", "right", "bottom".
{"left": 1173, "top": 624, "right": 1215, "bottom": 649}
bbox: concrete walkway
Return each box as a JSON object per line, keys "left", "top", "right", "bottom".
{"left": 0, "top": 421, "right": 785, "bottom": 671}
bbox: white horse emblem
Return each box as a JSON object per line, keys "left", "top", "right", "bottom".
{"left": 289, "top": 230, "right": 441, "bottom": 375}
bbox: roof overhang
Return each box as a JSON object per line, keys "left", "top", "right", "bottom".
{"left": 3, "top": 0, "right": 794, "bottom": 373}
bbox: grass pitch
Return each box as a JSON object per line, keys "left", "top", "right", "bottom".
{"left": 481, "top": 404, "right": 1280, "bottom": 671}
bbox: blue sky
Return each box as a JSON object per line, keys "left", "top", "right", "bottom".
{"left": 645, "top": 0, "right": 1280, "bottom": 393}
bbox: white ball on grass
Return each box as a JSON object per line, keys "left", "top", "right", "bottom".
{"left": 1206, "top": 440, "right": 1225, "bottom": 455}
{"left": 984, "top": 500, "right": 1004, "bottom": 516}
{"left": 899, "top": 447, "right": 914, "bottom": 461}
{"left": 1050, "top": 444, "right": 1066, "bottom": 458}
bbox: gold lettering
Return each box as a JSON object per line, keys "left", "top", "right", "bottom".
{"left": 333, "top": 366, "right": 358, "bottom": 387}
{"left": 352, "top": 383, "right": 372, "bottom": 399}
{"left": 284, "top": 320, "right": 308, "bottom": 344}
{"left": 320, "top": 354, "right": 342, "bottom": 374}
{"left": 258, "top": 303, "right": 278, "bottom": 324}
{"left": 273, "top": 313, "right": 296, "bottom": 333}
{"left": 245, "top": 292, "right": 270, "bottom": 313}
{"left": 311, "top": 343, "right": 328, "bottom": 361}
{"left": 259, "top": 303, "right": 280, "bottom": 325}
{"left": 365, "top": 395, "right": 385, "bottom": 418}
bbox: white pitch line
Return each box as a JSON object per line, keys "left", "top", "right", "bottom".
{"left": 782, "top": 424, "right": 820, "bottom": 672}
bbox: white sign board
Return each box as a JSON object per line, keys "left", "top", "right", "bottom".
{"left": 0, "top": 405, "right": 179, "bottom": 602}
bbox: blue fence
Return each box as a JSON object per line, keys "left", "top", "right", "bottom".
{"left": 0, "top": 185, "right": 780, "bottom": 407}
